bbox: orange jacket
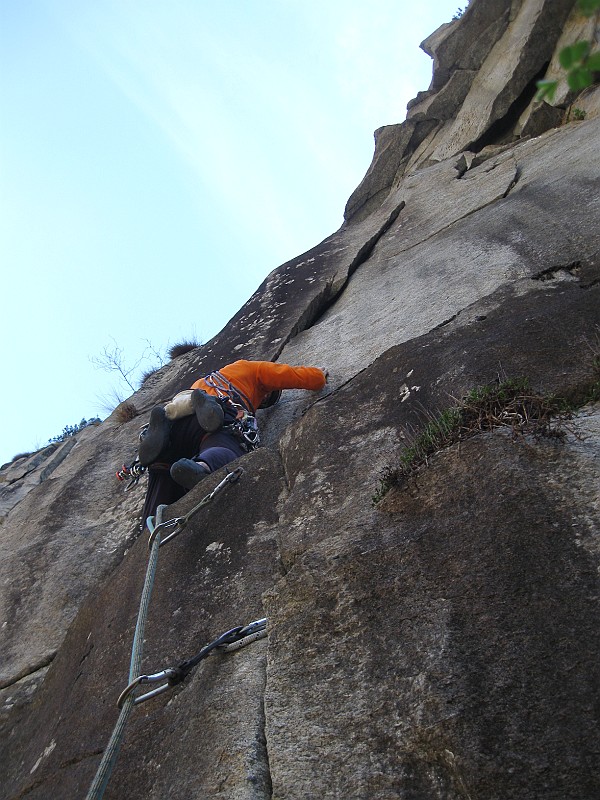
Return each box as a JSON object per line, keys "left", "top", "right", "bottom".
{"left": 191, "top": 360, "right": 326, "bottom": 412}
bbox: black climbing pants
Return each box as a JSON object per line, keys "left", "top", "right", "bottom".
{"left": 139, "top": 411, "right": 246, "bottom": 528}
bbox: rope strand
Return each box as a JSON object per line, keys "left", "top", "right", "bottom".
{"left": 85, "top": 468, "right": 265, "bottom": 800}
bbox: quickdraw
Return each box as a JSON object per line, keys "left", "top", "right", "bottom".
{"left": 117, "top": 618, "right": 268, "bottom": 707}
{"left": 223, "top": 407, "right": 260, "bottom": 451}
{"left": 116, "top": 458, "right": 146, "bottom": 491}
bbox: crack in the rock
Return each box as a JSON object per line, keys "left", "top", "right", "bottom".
{"left": 5, "top": 448, "right": 59, "bottom": 486}
{"left": 396, "top": 168, "right": 520, "bottom": 256}
{"left": 432, "top": 313, "right": 459, "bottom": 331}
{"left": 469, "top": 60, "right": 551, "bottom": 153}
{"left": 273, "top": 201, "right": 406, "bottom": 357}
{"left": 5, "top": 437, "right": 79, "bottom": 487}
{"left": 0, "top": 653, "right": 56, "bottom": 691}
{"left": 531, "top": 261, "right": 582, "bottom": 281}
{"left": 581, "top": 277, "right": 600, "bottom": 289}
{"left": 502, "top": 162, "right": 522, "bottom": 197}
{"left": 275, "top": 444, "right": 292, "bottom": 497}
{"left": 257, "top": 674, "right": 273, "bottom": 800}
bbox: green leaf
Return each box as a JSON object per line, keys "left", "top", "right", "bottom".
{"left": 568, "top": 66, "right": 593, "bottom": 91}
{"left": 573, "top": 40, "right": 591, "bottom": 62}
{"left": 577, "top": 0, "right": 600, "bottom": 16}
{"left": 586, "top": 51, "right": 600, "bottom": 71}
{"left": 560, "top": 41, "right": 591, "bottom": 69}
{"left": 559, "top": 45, "right": 576, "bottom": 69}
{"left": 535, "top": 79, "right": 558, "bottom": 103}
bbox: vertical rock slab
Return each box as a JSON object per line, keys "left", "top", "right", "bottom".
{"left": 264, "top": 281, "right": 600, "bottom": 799}
{"left": 266, "top": 424, "right": 600, "bottom": 799}
{"left": 430, "top": 0, "right": 575, "bottom": 160}
{"left": 1, "top": 449, "right": 284, "bottom": 800}
{"left": 1, "top": 1, "right": 599, "bottom": 796}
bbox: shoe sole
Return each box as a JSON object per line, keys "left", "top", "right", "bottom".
{"left": 191, "top": 390, "right": 224, "bottom": 433}
{"left": 138, "top": 406, "right": 170, "bottom": 466}
{"left": 170, "top": 458, "right": 210, "bottom": 490}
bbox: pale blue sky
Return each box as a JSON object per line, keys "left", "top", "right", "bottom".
{"left": 1, "top": 0, "right": 461, "bottom": 465}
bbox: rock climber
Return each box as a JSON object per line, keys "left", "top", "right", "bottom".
{"left": 138, "top": 359, "right": 327, "bottom": 526}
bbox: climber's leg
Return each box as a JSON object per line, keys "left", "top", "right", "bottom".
{"left": 139, "top": 463, "right": 186, "bottom": 528}
{"left": 170, "top": 431, "right": 246, "bottom": 490}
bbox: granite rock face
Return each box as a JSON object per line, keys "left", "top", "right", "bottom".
{"left": 1, "top": 1, "right": 599, "bottom": 797}
{"left": 345, "top": 0, "right": 597, "bottom": 221}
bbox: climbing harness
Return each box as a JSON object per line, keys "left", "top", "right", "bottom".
{"left": 86, "top": 466, "right": 268, "bottom": 800}
{"left": 224, "top": 407, "right": 260, "bottom": 451}
{"left": 203, "top": 371, "right": 261, "bottom": 451}
{"left": 115, "top": 457, "right": 146, "bottom": 491}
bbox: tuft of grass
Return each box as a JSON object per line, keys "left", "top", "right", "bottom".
{"left": 6, "top": 452, "right": 35, "bottom": 466}
{"left": 169, "top": 340, "right": 201, "bottom": 359}
{"left": 139, "top": 367, "right": 160, "bottom": 386}
{"left": 372, "top": 466, "right": 400, "bottom": 505}
{"left": 114, "top": 401, "right": 138, "bottom": 423}
{"left": 373, "top": 376, "right": 596, "bottom": 505}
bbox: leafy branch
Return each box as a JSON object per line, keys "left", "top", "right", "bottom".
{"left": 536, "top": 0, "right": 600, "bottom": 102}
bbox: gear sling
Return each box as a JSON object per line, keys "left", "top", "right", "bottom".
{"left": 202, "top": 371, "right": 260, "bottom": 451}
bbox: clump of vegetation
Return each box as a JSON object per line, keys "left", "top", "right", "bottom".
{"left": 452, "top": 5, "right": 468, "bottom": 21}
{"left": 139, "top": 367, "right": 160, "bottom": 387}
{"left": 169, "top": 340, "right": 201, "bottom": 359}
{"left": 48, "top": 418, "right": 101, "bottom": 444}
{"left": 536, "top": 0, "right": 600, "bottom": 103}
{"left": 373, "top": 372, "right": 600, "bottom": 506}
{"left": 114, "top": 401, "right": 138, "bottom": 424}
{"left": 6, "top": 452, "right": 34, "bottom": 466}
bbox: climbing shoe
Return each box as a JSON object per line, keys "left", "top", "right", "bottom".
{"left": 170, "top": 458, "right": 211, "bottom": 490}
{"left": 138, "top": 405, "right": 171, "bottom": 466}
{"left": 191, "top": 389, "right": 224, "bottom": 433}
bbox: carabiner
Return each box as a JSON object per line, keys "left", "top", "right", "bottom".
{"left": 209, "top": 467, "right": 244, "bottom": 498}
{"left": 117, "top": 668, "right": 180, "bottom": 708}
{"left": 234, "top": 618, "right": 267, "bottom": 639}
{"left": 218, "top": 618, "right": 268, "bottom": 652}
{"left": 147, "top": 514, "right": 187, "bottom": 549}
